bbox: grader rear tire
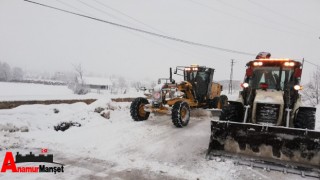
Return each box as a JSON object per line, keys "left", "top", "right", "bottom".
{"left": 208, "top": 95, "right": 228, "bottom": 109}
{"left": 208, "top": 97, "right": 220, "bottom": 109}
{"left": 219, "top": 95, "right": 228, "bottom": 107}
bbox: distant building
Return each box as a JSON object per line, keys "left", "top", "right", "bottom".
{"left": 80, "top": 77, "right": 112, "bottom": 93}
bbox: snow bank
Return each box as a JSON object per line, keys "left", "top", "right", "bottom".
{"left": 0, "top": 82, "right": 93, "bottom": 100}
{"left": 0, "top": 99, "right": 240, "bottom": 179}
{"left": 0, "top": 82, "right": 145, "bottom": 101}
{"left": 0, "top": 88, "right": 313, "bottom": 179}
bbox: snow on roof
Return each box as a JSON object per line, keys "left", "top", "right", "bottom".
{"left": 82, "top": 77, "right": 112, "bottom": 86}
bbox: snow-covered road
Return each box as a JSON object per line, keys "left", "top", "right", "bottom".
{"left": 0, "top": 100, "right": 316, "bottom": 179}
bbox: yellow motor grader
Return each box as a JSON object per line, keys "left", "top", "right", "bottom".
{"left": 130, "top": 65, "right": 227, "bottom": 127}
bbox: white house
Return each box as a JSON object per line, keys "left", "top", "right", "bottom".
{"left": 81, "top": 76, "right": 112, "bottom": 93}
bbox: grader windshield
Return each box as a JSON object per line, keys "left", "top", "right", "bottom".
{"left": 249, "top": 67, "right": 294, "bottom": 90}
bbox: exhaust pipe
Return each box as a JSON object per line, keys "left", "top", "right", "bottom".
{"left": 169, "top": 67, "right": 172, "bottom": 83}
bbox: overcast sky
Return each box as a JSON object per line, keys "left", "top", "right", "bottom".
{"left": 0, "top": 0, "right": 319, "bottom": 83}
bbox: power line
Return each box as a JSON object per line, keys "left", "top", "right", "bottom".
{"left": 24, "top": 0, "right": 320, "bottom": 68}
{"left": 295, "top": 58, "right": 320, "bottom": 69}
{"left": 215, "top": 0, "right": 315, "bottom": 37}
{"left": 92, "top": 0, "right": 167, "bottom": 35}
{"left": 305, "top": 59, "right": 320, "bottom": 68}
{"left": 57, "top": 0, "right": 163, "bottom": 43}
{"left": 247, "top": 0, "right": 320, "bottom": 32}
{"left": 185, "top": 0, "right": 314, "bottom": 39}
{"left": 55, "top": 0, "right": 163, "bottom": 48}
{"left": 55, "top": 0, "right": 92, "bottom": 15}
{"left": 75, "top": 0, "right": 226, "bottom": 61}
{"left": 77, "top": 0, "right": 133, "bottom": 26}
{"left": 23, "top": 0, "right": 256, "bottom": 56}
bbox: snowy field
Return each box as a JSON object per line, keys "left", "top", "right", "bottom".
{"left": 0, "top": 83, "right": 319, "bottom": 180}
{"left": 0, "top": 82, "right": 99, "bottom": 101}
{"left": 0, "top": 82, "right": 142, "bottom": 101}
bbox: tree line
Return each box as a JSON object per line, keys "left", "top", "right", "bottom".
{"left": 301, "top": 67, "right": 320, "bottom": 106}
{"left": 0, "top": 61, "right": 24, "bottom": 81}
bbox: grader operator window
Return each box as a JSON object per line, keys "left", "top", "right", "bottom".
{"left": 184, "top": 71, "right": 198, "bottom": 82}
{"left": 250, "top": 67, "right": 294, "bottom": 90}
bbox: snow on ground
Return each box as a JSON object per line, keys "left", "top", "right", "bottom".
{"left": 0, "top": 84, "right": 318, "bottom": 179}
{"left": 0, "top": 100, "right": 235, "bottom": 179}
{"left": 0, "top": 82, "right": 143, "bottom": 101}
{"left": 0, "top": 99, "right": 314, "bottom": 179}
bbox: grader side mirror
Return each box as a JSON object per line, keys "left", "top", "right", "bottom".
{"left": 246, "top": 68, "right": 253, "bottom": 77}
{"left": 294, "top": 68, "right": 302, "bottom": 78}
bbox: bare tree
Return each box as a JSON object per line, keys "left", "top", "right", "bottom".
{"left": 312, "top": 67, "right": 320, "bottom": 105}
{"left": 150, "top": 81, "right": 157, "bottom": 88}
{"left": 132, "top": 81, "right": 142, "bottom": 92}
{"left": 73, "top": 64, "right": 84, "bottom": 85}
{"left": 69, "top": 63, "right": 89, "bottom": 95}
{"left": 302, "top": 67, "right": 320, "bottom": 106}
{"left": 0, "top": 62, "right": 12, "bottom": 81}
{"left": 118, "top": 76, "right": 127, "bottom": 94}
{"left": 110, "top": 79, "right": 117, "bottom": 94}
{"left": 0, "top": 62, "right": 4, "bottom": 81}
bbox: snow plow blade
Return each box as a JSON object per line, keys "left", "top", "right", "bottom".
{"left": 207, "top": 120, "right": 320, "bottom": 168}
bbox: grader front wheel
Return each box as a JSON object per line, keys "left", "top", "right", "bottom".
{"left": 294, "top": 107, "right": 316, "bottom": 130}
{"left": 172, "top": 101, "right": 190, "bottom": 128}
{"left": 130, "top": 97, "right": 150, "bottom": 121}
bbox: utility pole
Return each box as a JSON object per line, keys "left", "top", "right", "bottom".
{"left": 229, "top": 59, "right": 235, "bottom": 94}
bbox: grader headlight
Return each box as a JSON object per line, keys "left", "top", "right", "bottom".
{"left": 152, "top": 92, "right": 161, "bottom": 101}
{"left": 185, "top": 64, "right": 199, "bottom": 71}
{"left": 241, "top": 82, "right": 249, "bottom": 88}
{"left": 294, "top": 85, "right": 303, "bottom": 90}
{"left": 184, "top": 67, "right": 198, "bottom": 71}
{"left": 284, "top": 62, "right": 295, "bottom": 67}
{"left": 253, "top": 62, "right": 263, "bottom": 66}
